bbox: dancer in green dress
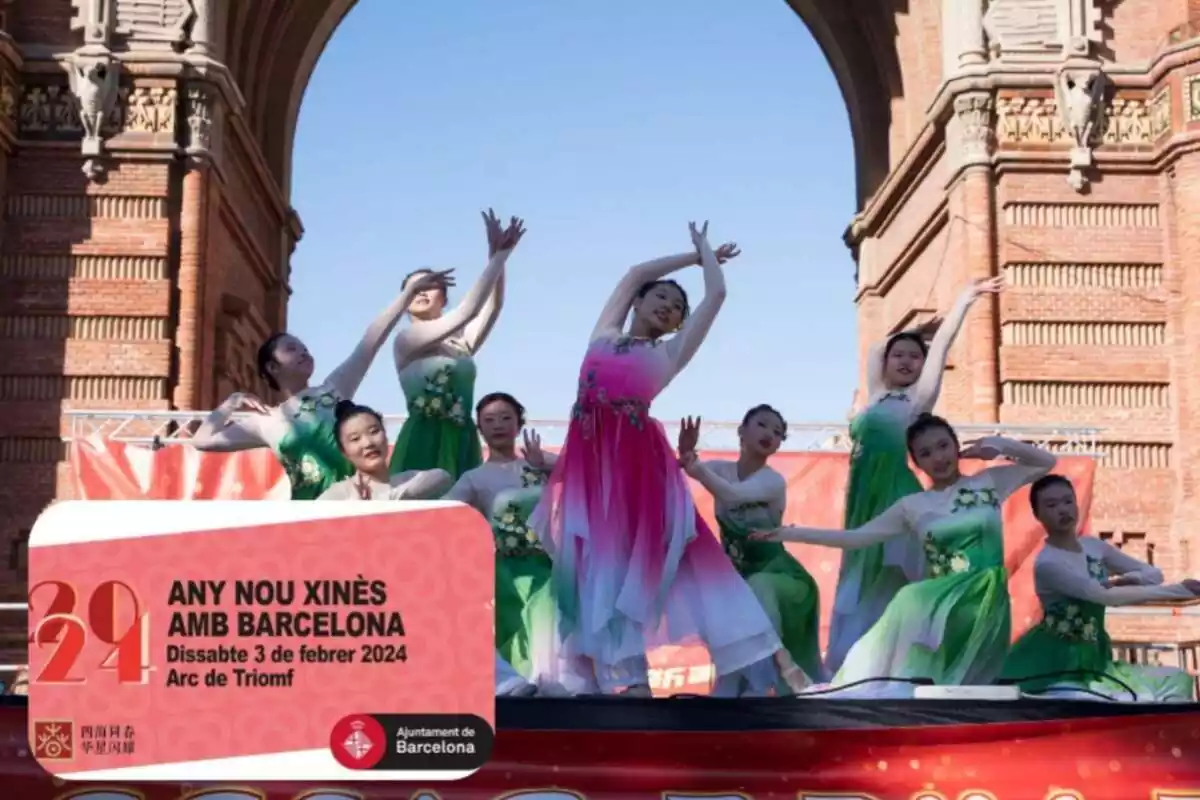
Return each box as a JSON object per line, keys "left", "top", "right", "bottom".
{"left": 390, "top": 211, "right": 525, "bottom": 482}
{"left": 755, "top": 414, "right": 1056, "bottom": 692}
{"left": 1001, "top": 474, "right": 1200, "bottom": 702}
{"left": 444, "top": 392, "right": 566, "bottom": 686}
{"left": 828, "top": 276, "right": 1004, "bottom": 674}
{"left": 192, "top": 270, "right": 454, "bottom": 499}
{"left": 318, "top": 402, "right": 452, "bottom": 500}
{"left": 678, "top": 407, "right": 822, "bottom": 693}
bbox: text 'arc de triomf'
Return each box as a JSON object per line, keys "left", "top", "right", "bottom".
{"left": 1, "top": 0, "right": 1200, "bottom": 649}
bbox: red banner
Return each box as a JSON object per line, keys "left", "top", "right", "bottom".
{"left": 66, "top": 439, "right": 1097, "bottom": 694}
{"left": 2, "top": 703, "right": 1199, "bottom": 799}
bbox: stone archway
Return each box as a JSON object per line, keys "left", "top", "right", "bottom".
{"left": 0, "top": 0, "right": 1198, "bottom": 656}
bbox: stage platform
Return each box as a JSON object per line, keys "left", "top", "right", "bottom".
{"left": 493, "top": 694, "right": 1200, "bottom": 730}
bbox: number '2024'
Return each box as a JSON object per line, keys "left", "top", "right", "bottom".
{"left": 28, "top": 579, "right": 152, "bottom": 685}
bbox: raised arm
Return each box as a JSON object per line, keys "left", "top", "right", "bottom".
{"left": 590, "top": 251, "right": 699, "bottom": 341}
{"left": 394, "top": 213, "right": 524, "bottom": 366}
{"left": 964, "top": 436, "right": 1057, "bottom": 501}
{"left": 1036, "top": 557, "right": 1195, "bottom": 607}
{"left": 664, "top": 224, "right": 738, "bottom": 376}
{"left": 190, "top": 393, "right": 269, "bottom": 453}
{"left": 459, "top": 270, "right": 505, "bottom": 354}
{"left": 391, "top": 468, "right": 453, "bottom": 500}
{"left": 1096, "top": 539, "right": 1165, "bottom": 586}
{"left": 325, "top": 273, "right": 449, "bottom": 398}
{"left": 759, "top": 497, "right": 911, "bottom": 550}
{"left": 685, "top": 458, "right": 785, "bottom": 508}
{"left": 910, "top": 278, "right": 1004, "bottom": 413}
{"left": 864, "top": 340, "right": 886, "bottom": 400}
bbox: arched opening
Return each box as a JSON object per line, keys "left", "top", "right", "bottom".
{"left": 241, "top": 0, "right": 907, "bottom": 422}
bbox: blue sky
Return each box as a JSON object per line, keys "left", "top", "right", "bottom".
{"left": 288, "top": 0, "right": 859, "bottom": 425}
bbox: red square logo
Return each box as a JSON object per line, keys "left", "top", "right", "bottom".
{"left": 31, "top": 720, "right": 74, "bottom": 761}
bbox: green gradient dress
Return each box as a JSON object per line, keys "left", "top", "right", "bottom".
{"left": 834, "top": 466, "right": 1042, "bottom": 688}
{"left": 447, "top": 459, "right": 555, "bottom": 680}
{"left": 1000, "top": 537, "right": 1196, "bottom": 702}
{"left": 269, "top": 381, "right": 354, "bottom": 500}
{"left": 827, "top": 391, "right": 925, "bottom": 674}
{"left": 390, "top": 346, "right": 482, "bottom": 482}
{"left": 704, "top": 461, "right": 824, "bottom": 685}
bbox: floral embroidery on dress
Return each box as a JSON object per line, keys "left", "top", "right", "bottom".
{"left": 519, "top": 465, "right": 547, "bottom": 489}
{"left": 950, "top": 486, "right": 999, "bottom": 514}
{"left": 723, "top": 538, "right": 748, "bottom": 571}
{"left": 571, "top": 369, "right": 648, "bottom": 433}
{"left": 283, "top": 453, "right": 324, "bottom": 489}
{"left": 612, "top": 335, "right": 662, "bottom": 355}
{"left": 1041, "top": 602, "right": 1100, "bottom": 643}
{"left": 412, "top": 364, "right": 468, "bottom": 426}
{"left": 923, "top": 532, "right": 972, "bottom": 577}
{"left": 292, "top": 388, "right": 340, "bottom": 419}
{"left": 494, "top": 501, "right": 547, "bottom": 558}
{"left": 1086, "top": 555, "right": 1108, "bottom": 582}
{"left": 882, "top": 390, "right": 909, "bottom": 403}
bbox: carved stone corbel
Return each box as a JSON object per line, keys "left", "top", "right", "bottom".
{"left": 953, "top": 91, "right": 996, "bottom": 170}
{"left": 1055, "top": 66, "right": 1108, "bottom": 191}
{"left": 67, "top": 51, "right": 121, "bottom": 179}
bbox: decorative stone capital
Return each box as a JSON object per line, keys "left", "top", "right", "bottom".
{"left": 184, "top": 84, "right": 212, "bottom": 154}
{"left": 953, "top": 92, "right": 996, "bottom": 167}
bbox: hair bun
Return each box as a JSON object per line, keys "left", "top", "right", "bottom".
{"left": 334, "top": 400, "right": 359, "bottom": 420}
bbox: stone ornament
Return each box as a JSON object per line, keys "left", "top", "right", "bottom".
{"left": 953, "top": 92, "right": 996, "bottom": 164}
{"left": 1055, "top": 66, "right": 1107, "bottom": 191}
{"left": 72, "top": 0, "right": 203, "bottom": 49}
{"left": 67, "top": 53, "right": 121, "bottom": 179}
{"left": 184, "top": 85, "right": 212, "bottom": 152}
{"left": 983, "top": 0, "right": 1103, "bottom": 61}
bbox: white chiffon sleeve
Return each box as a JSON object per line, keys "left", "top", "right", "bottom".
{"left": 1035, "top": 557, "right": 1193, "bottom": 607}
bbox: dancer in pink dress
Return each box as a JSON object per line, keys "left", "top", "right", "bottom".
{"left": 531, "top": 222, "right": 783, "bottom": 696}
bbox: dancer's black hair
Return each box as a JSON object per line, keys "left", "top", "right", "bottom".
{"left": 1029, "top": 474, "right": 1075, "bottom": 514}
{"left": 741, "top": 403, "right": 788, "bottom": 440}
{"left": 333, "top": 400, "right": 386, "bottom": 450}
{"left": 884, "top": 331, "right": 929, "bottom": 360}
{"left": 256, "top": 332, "right": 289, "bottom": 391}
{"left": 475, "top": 392, "right": 526, "bottom": 427}
{"left": 905, "top": 412, "right": 958, "bottom": 457}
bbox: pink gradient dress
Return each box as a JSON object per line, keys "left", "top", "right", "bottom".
{"left": 531, "top": 334, "right": 782, "bottom": 692}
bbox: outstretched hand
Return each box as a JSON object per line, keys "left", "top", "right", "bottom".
{"left": 714, "top": 242, "right": 741, "bottom": 264}
{"left": 484, "top": 208, "right": 527, "bottom": 255}
{"left": 967, "top": 275, "right": 1005, "bottom": 299}
{"left": 678, "top": 415, "right": 701, "bottom": 458}
{"left": 226, "top": 392, "right": 269, "bottom": 414}
{"left": 521, "top": 429, "right": 548, "bottom": 470}
{"left": 411, "top": 268, "right": 456, "bottom": 294}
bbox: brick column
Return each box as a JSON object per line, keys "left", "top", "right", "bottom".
{"left": 1165, "top": 153, "right": 1200, "bottom": 576}
{"left": 947, "top": 92, "right": 999, "bottom": 424}
{"left": 173, "top": 162, "right": 209, "bottom": 410}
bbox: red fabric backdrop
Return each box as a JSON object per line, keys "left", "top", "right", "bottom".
{"left": 66, "top": 437, "right": 1096, "bottom": 694}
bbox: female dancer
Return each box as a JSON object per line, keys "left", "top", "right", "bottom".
{"left": 191, "top": 270, "right": 454, "bottom": 499}
{"left": 390, "top": 211, "right": 525, "bottom": 481}
{"left": 828, "top": 276, "right": 1004, "bottom": 674}
{"left": 678, "top": 408, "right": 823, "bottom": 692}
{"left": 444, "top": 392, "right": 559, "bottom": 683}
{"left": 314, "top": 401, "right": 532, "bottom": 696}
{"left": 754, "top": 413, "right": 1056, "bottom": 689}
{"left": 1001, "top": 474, "right": 1200, "bottom": 701}
{"left": 530, "top": 221, "right": 784, "bottom": 697}
{"left": 318, "top": 402, "right": 452, "bottom": 500}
